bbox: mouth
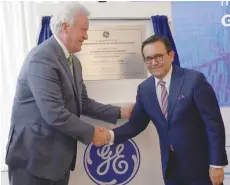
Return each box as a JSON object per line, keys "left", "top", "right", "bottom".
{"left": 152, "top": 66, "right": 163, "bottom": 70}
{"left": 78, "top": 41, "right": 83, "bottom": 45}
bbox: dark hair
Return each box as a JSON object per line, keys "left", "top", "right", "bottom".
{"left": 141, "top": 35, "right": 172, "bottom": 58}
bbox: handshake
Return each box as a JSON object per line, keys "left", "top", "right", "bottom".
{"left": 91, "top": 127, "right": 112, "bottom": 147}
{"left": 91, "top": 103, "right": 135, "bottom": 147}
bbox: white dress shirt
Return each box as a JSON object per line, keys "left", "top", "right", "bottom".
{"left": 54, "top": 35, "right": 70, "bottom": 59}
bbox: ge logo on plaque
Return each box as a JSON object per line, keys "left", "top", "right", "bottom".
{"left": 84, "top": 139, "right": 140, "bottom": 185}
{"left": 103, "top": 31, "right": 109, "bottom": 38}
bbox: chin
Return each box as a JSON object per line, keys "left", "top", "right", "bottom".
{"left": 77, "top": 46, "right": 82, "bottom": 51}
{"left": 153, "top": 72, "right": 163, "bottom": 79}
{"left": 74, "top": 48, "right": 81, "bottom": 53}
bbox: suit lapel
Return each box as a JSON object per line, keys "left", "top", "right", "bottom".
{"left": 57, "top": 53, "right": 78, "bottom": 96}
{"left": 148, "top": 77, "right": 168, "bottom": 128}
{"left": 167, "top": 66, "right": 184, "bottom": 121}
{"left": 72, "top": 56, "right": 82, "bottom": 112}
{"left": 50, "top": 36, "right": 80, "bottom": 109}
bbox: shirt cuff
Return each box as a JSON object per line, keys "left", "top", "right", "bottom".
{"left": 108, "top": 130, "right": 115, "bottom": 145}
{"left": 210, "top": 165, "right": 224, "bottom": 168}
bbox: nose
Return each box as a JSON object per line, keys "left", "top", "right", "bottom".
{"left": 84, "top": 31, "right": 88, "bottom": 40}
{"left": 147, "top": 59, "right": 159, "bottom": 68}
{"left": 150, "top": 58, "right": 158, "bottom": 65}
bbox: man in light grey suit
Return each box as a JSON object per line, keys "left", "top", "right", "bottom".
{"left": 5, "top": 2, "right": 133, "bottom": 185}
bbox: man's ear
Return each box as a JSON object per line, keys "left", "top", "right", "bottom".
{"left": 62, "top": 23, "right": 68, "bottom": 33}
{"left": 169, "top": 51, "right": 175, "bottom": 61}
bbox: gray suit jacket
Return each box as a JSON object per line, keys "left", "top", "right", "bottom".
{"left": 5, "top": 36, "right": 120, "bottom": 181}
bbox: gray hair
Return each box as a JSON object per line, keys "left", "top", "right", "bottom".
{"left": 50, "top": 2, "right": 90, "bottom": 35}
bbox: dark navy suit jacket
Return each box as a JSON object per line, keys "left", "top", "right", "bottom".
{"left": 113, "top": 65, "right": 228, "bottom": 180}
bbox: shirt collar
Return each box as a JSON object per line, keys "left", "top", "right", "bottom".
{"left": 54, "top": 34, "right": 70, "bottom": 59}
{"left": 154, "top": 65, "right": 173, "bottom": 87}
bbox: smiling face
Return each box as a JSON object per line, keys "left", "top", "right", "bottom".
{"left": 61, "top": 13, "right": 89, "bottom": 53}
{"left": 143, "top": 41, "right": 174, "bottom": 79}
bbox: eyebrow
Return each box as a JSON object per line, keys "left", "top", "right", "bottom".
{"left": 145, "top": 53, "right": 165, "bottom": 58}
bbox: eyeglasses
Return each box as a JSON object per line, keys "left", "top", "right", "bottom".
{"left": 144, "top": 52, "right": 170, "bottom": 64}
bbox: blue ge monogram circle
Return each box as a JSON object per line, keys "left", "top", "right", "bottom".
{"left": 84, "top": 139, "right": 140, "bottom": 185}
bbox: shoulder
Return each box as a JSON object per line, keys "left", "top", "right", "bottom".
{"left": 136, "top": 76, "right": 154, "bottom": 94}
{"left": 174, "top": 65, "right": 206, "bottom": 82}
{"left": 29, "top": 39, "right": 57, "bottom": 62}
{"left": 21, "top": 38, "right": 61, "bottom": 73}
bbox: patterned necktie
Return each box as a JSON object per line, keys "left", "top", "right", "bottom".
{"left": 158, "top": 80, "right": 168, "bottom": 119}
{"left": 67, "top": 54, "right": 73, "bottom": 75}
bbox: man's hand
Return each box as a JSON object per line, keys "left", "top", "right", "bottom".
{"left": 209, "top": 166, "right": 224, "bottom": 185}
{"left": 91, "top": 127, "right": 111, "bottom": 147}
{"left": 120, "top": 103, "right": 135, "bottom": 119}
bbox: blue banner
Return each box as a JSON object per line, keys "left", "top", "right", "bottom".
{"left": 172, "top": 1, "right": 230, "bottom": 106}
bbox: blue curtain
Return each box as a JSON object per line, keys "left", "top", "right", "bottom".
{"left": 37, "top": 16, "right": 52, "bottom": 45}
{"left": 151, "top": 15, "right": 180, "bottom": 67}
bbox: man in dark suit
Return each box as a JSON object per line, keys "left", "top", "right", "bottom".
{"left": 95, "top": 35, "right": 228, "bottom": 185}
{"left": 5, "top": 2, "right": 133, "bottom": 185}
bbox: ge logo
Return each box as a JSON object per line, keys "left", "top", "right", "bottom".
{"left": 84, "top": 139, "right": 140, "bottom": 185}
{"left": 222, "top": 14, "right": 230, "bottom": 27}
{"left": 103, "top": 31, "right": 109, "bottom": 38}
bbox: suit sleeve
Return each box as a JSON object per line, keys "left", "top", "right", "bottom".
{"left": 112, "top": 85, "right": 150, "bottom": 144}
{"left": 81, "top": 82, "right": 120, "bottom": 124}
{"left": 194, "top": 73, "right": 227, "bottom": 166}
{"left": 27, "top": 60, "right": 95, "bottom": 145}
